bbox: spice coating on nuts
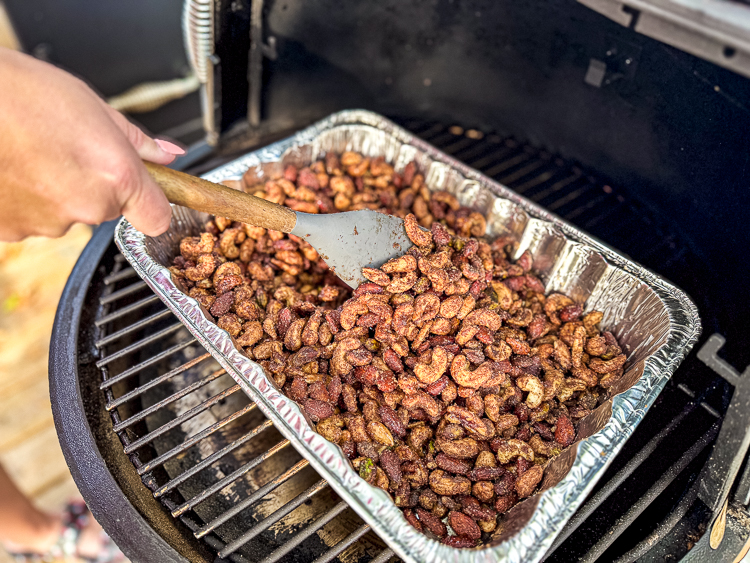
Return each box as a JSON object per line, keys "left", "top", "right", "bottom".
{"left": 170, "top": 153, "right": 626, "bottom": 548}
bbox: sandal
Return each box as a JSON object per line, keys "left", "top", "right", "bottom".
{"left": 7, "top": 501, "right": 125, "bottom": 563}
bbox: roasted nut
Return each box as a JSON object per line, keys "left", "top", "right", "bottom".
{"left": 429, "top": 470, "right": 472, "bottom": 496}
{"left": 515, "top": 464, "right": 543, "bottom": 498}
{"left": 516, "top": 374, "right": 544, "bottom": 408}
{"left": 495, "top": 439, "right": 535, "bottom": 464}
{"left": 495, "top": 492, "right": 518, "bottom": 514}
{"left": 555, "top": 414, "right": 576, "bottom": 446}
{"left": 416, "top": 508, "right": 447, "bottom": 538}
{"left": 404, "top": 213, "right": 433, "bottom": 247}
{"left": 450, "top": 355, "right": 492, "bottom": 389}
{"left": 414, "top": 346, "right": 449, "bottom": 384}
{"left": 379, "top": 404, "right": 407, "bottom": 438}
{"left": 435, "top": 453, "right": 472, "bottom": 475}
{"left": 317, "top": 415, "right": 344, "bottom": 443}
{"left": 367, "top": 421, "right": 395, "bottom": 447}
{"left": 437, "top": 437, "right": 480, "bottom": 459}
{"left": 380, "top": 450, "right": 402, "bottom": 485}
{"left": 473, "top": 481, "right": 495, "bottom": 503}
{"left": 302, "top": 399, "right": 334, "bottom": 422}
{"left": 448, "top": 511, "right": 481, "bottom": 540}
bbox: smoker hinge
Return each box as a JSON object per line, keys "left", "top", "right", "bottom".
{"left": 578, "top": 0, "right": 750, "bottom": 79}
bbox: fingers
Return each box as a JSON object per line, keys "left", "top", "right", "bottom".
{"left": 120, "top": 164, "right": 173, "bottom": 236}
{"left": 101, "top": 103, "right": 181, "bottom": 235}
{"left": 103, "top": 104, "right": 185, "bottom": 164}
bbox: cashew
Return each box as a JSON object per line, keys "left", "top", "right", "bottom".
{"left": 414, "top": 346, "right": 449, "bottom": 384}
{"left": 381, "top": 254, "right": 418, "bottom": 273}
{"left": 450, "top": 355, "right": 492, "bottom": 389}
{"left": 495, "top": 439, "right": 535, "bottom": 464}
{"left": 516, "top": 374, "right": 544, "bottom": 408}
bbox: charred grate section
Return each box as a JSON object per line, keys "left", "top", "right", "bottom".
{"left": 92, "top": 121, "right": 726, "bottom": 562}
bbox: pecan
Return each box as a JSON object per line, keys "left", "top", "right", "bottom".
{"left": 437, "top": 437, "right": 480, "bottom": 459}
{"left": 379, "top": 404, "right": 406, "bottom": 438}
{"left": 445, "top": 405, "right": 492, "bottom": 440}
{"left": 317, "top": 415, "right": 344, "bottom": 442}
{"left": 435, "top": 453, "right": 472, "bottom": 475}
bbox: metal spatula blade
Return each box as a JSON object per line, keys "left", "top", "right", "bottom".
{"left": 145, "top": 162, "right": 414, "bottom": 288}
{"left": 291, "top": 210, "right": 413, "bottom": 288}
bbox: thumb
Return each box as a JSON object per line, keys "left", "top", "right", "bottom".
{"left": 120, "top": 163, "right": 173, "bottom": 236}
{"left": 103, "top": 103, "right": 185, "bottom": 164}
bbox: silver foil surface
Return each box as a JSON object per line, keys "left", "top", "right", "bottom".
{"left": 116, "top": 110, "right": 701, "bottom": 563}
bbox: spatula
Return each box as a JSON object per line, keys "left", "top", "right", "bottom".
{"left": 144, "top": 161, "right": 414, "bottom": 288}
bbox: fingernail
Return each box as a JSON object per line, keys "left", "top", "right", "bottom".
{"left": 155, "top": 139, "right": 186, "bottom": 156}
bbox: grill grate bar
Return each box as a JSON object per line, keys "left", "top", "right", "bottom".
{"left": 311, "top": 523, "right": 372, "bottom": 563}
{"left": 94, "top": 294, "right": 161, "bottom": 327}
{"left": 136, "top": 402, "right": 256, "bottom": 471}
{"left": 257, "top": 501, "right": 351, "bottom": 563}
{"left": 563, "top": 193, "right": 609, "bottom": 222}
{"left": 497, "top": 158, "right": 549, "bottom": 186}
{"left": 580, "top": 421, "right": 721, "bottom": 563}
{"left": 461, "top": 143, "right": 517, "bottom": 171}
{"left": 105, "top": 353, "right": 212, "bottom": 409}
{"left": 114, "top": 370, "right": 231, "bottom": 433}
{"left": 95, "top": 323, "right": 186, "bottom": 368}
{"left": 546, "top": 382, "right": 720, "bottom": 555}
{"left": 103, "top": 266, "right": 137, "bottom": 285}
{"left": 95, "top": 309, "right": 173, "bottom": 348}
{"left": 218, "top": 479, "right": 330, "bottom": 558}
{"left": 369, "top": 548, "right": 396, "bottom": 563}
{"left": 450, "top": 138, "right": 506, "bottom": 163}
{"left": 173, "top": 438, "right": 292, "bottom": 516}
{"left": 99, "top": 280, "right": 148, "bottom": 304}
{"left": 526, "top": 172, "right": 582, "bottom": 204}
{"left": 99, "top": 339, "right": 197, "bottom": 388}
{"left": 440, "top": 135, "right": 478, "bottom": 155}
{"left": 611, "top": 478, "right": 700, "bottom": 563}
{"left": 197, "top": 459, "right": 310, "bottom": 539}
{"left": 510, "top": 169, "right": 557, "bottom": 195}
{"left": 546, "top": 182, "right": 595, "bottom": 212}
{"left": 155, "top": 419, "right": 275, "bottom": 498}
{"left": 483, "top": 150, "right": 533, "bottom": 178}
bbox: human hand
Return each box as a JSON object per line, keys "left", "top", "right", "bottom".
{"left": 0, "top": 48, "right": 183, "bottom": 241}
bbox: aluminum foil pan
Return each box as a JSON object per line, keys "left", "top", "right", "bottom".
{"left": 115, "top": 110, "right": 701, "bottom": 563}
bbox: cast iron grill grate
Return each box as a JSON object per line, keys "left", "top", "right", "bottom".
{"left": 94, "top": 121, "right": 726, "bottom": 562}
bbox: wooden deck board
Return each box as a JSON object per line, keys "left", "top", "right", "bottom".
{"left": 0, "top": 224, "right": 95, "bottom": 560}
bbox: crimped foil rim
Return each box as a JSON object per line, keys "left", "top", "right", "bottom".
{"left": 115, "top": 109, "right": 700, "bottom": 563}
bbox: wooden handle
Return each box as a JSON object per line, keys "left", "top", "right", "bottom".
{"left": 144, "top": 161, "right": 297, "bottom": 233}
